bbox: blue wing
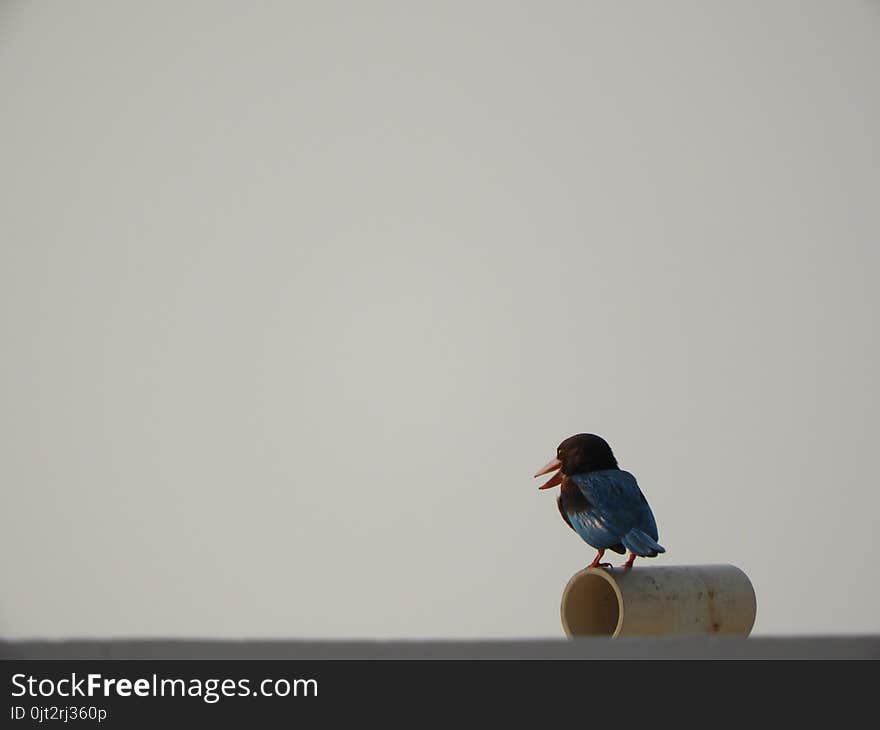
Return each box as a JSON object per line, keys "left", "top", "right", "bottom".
{"left": 567, "top": 470, "right": 665, "bottom": 556}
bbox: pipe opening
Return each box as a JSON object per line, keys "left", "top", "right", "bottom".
{"left": 560, "top": 570, "right": 622, "bottom": 637}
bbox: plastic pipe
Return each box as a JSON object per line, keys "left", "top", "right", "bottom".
{"left": 560, "top": 564, "right": 756, "bottom": 638}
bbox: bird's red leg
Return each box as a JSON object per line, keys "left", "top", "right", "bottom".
{"left": 622, "top": 553, "right": 636, "bottom": 570}
{"left": 588, "top": 550, "right": 611, "bottom": 569}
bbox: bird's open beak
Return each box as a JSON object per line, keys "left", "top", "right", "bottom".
{"left": 534, "top": 458, "right": 563, "bottom": 489}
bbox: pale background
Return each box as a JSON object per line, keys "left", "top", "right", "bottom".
{"left": 1, "top": 1, "right": 878, "bottom": 639}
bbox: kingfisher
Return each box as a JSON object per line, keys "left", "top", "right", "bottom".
{"left": 535, "top": 433, "right": 665, "bottom": 570}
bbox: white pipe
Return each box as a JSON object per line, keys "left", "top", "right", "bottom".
{"left": 560, "top": 564, "right": 756, "bottom": 638}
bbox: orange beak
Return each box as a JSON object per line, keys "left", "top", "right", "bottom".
{"left": 534, "top": 458, "right": 563, "bottom": 490}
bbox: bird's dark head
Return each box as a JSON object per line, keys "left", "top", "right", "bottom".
{"left": 534, "top": 433, "right": 619, "bottom": 489}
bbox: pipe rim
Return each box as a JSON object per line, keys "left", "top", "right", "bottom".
{"left": 560, "top": 567, "right": 625, "bottom": 638}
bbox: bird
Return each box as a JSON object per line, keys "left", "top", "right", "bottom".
{"left": 534, "top": 433, "right": 665, "bottom": 570}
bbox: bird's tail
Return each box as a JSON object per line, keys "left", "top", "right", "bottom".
{"left": 622, "top": 529, "right": 666, "bottom": 557}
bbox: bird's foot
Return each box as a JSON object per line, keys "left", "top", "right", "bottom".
{"left": 588, "top": 562, "right": 612, "bottom": 569}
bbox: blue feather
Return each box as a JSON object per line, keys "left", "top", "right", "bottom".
{"left": 622, "top": 528, "right": 665, "bottom": 557}
{"left": 566, "top": 470, "right": 665, "bottom": 557}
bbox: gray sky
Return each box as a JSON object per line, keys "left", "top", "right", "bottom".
{"left": 1, "top": 1, "right": 878, "bottom": 639}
